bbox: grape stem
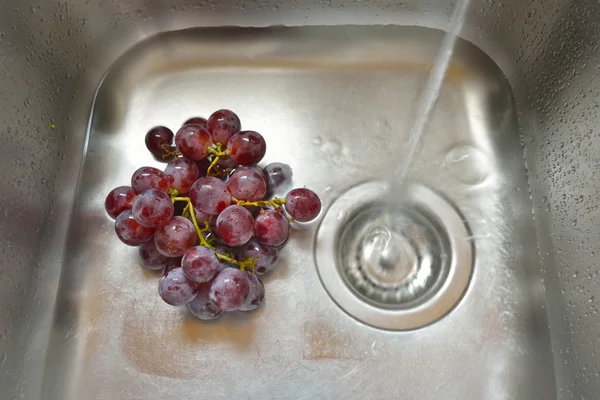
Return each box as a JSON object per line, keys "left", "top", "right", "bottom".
{"left": 206, "top": 144, "right": 231, "bottom": 176}
{"left": 232, "top": 196, "right": 286, "bottom": 209}
{"left": 161, "top": 145, "right": 181, "bottom": 159}
{"left": 170, "top": 195, "right": 256, "bottom": 272}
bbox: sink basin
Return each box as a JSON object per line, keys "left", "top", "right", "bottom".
{"left": 1, "top": 1, "right": 599, "bottom": 399}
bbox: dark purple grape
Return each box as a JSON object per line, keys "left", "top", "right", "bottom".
{"left": 154, "top": 216, "right": 197, "bottom": 257}
{"left": 145, "top": 126, "right": 174, "bottom": 156}
{"left": 131, "top": 166, "right": 174, "bottom": 194}
{"left": 238, "top": 272, "right": 265, "bottom": 311}
{"left": 174, "top": 125, "right": 213, "bottom": 161}
{"left": 207, "top": 109, "right": 241, "bottom": 145}
{"left": 209, "top": 268, "right": 251, "bottom": 311}
{"left": 189, "top": 176, "right": 231, "bottom": 215}
{"left": 241, "top": 238, "right": 278, "bottom": 275}
{"left": 226, "top": 167, "right": 267, "bottom": 201}
{"left": 227, "top": 131, "right": 266, "bottom": 165}
{"left": 114, "top": 209, "right": 155, "bottom": 246}
{"left": 215, "top": 205, "right": 254, "bottom": 247}
{"left": 264, "top": 162, "right": 293, "bottom": 196}
{"left": 138, "top": 240, "right": 172, "bottom": 271}
{"left": 284, "top": 188, "right": 322, "bottom": 222}
{"left": 254, "top": 210, "right": 289, "bottom": 247}
{"left": 164, "top": 158, "right": 200, "bottom": 194}
{"left": 183, "top": 117, "right": 208, "bottom": 128}
{"left": 131, "top": 189, "right": 174, "bottom": 228}
{"left": 158, "top": 267, "right": 198, "bottom": 306}
{"left": 187, "top": 280, "right": 223, "bottom": 320}
{"left": 181, "top": 246, "right": 220, "bottom": 283}
{"left": 105, "top": 186, "right": 137, "bottom": 219}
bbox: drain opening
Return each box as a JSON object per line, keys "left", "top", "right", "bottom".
{"left": 315, "top": 181, "right": 473, "bottom": 330}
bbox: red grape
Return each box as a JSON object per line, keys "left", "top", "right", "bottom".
{"left": 145, "top": 126, "right": 174, "bottom": 156}
{"left": 183, "top": 117, "right": 207, "bottom": 128}
{"left": 131, "top": 166, "right": 174, "bottom": 194}
{"left": 138, "top": 240, "right": 172, "bottom": 271}
{"left": 226, "top": 167, "right": 267, "bottom": 201}
{"left": 209, "top": 268, "right": 251, "bottom": 311}
{"left": 227, "top": 131, "right": 266, "bottom": 165}
{"left": 284, "top": 188, "right": 322, "bottom": 222}
{"left": 105, "top": 186, "right": 137, "bottom": 219}
{"left": 158, "top": 267, "right": 198, "bottom": 306}
{"left": 207, "top": 109, "right": 241, "bottom": 145}
{"left": 264, "top": 162, "right": 293, "bottom": 196}
{"left": 187, "top": 280, "right": 223, "bottom": 320}
{"left": 238, "top": 272, "right": 265, "bottom": 311}
{"left": 215, "top": 205, "right": 254, "bottom": 247}
{"left": 154, "top": 216, "right": 197, "bottom": 257}
{"left": 164, "top": 158, "right": 200, "bottom": 194}
{"left": 174, "top": 125, "right": 213, "bottom": 161}
{"left": 189, "top": 176, "right": 231, "bottom": 215}
{"left": 240, "top": 239, "right": 278, "bottom": 275}
{"left": 131, "top": 189, "right": 174, "bottom": 228}
{"left": 114, "top": 209, "right": 155, "bottom": 246}
{"left": 254, "top": 210, "right": 289, "bottom": 247}
{"left": 181, "top": 246, "right": 220, "bottom": 283}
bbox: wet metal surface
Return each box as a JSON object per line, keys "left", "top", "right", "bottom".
{"left": 40, "top": 27, "right": 555, "bottom": 399}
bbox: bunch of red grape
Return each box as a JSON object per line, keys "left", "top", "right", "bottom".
{"left": 104, "top": 109, "right": 321, "bottom": 320}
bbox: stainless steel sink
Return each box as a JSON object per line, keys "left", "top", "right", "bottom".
{"left": 1, "top": 1, "right": 599, "bottom": 399}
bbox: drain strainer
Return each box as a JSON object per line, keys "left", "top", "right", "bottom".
{"left": 314, "top": 181, "right": 473, "bottom": 330}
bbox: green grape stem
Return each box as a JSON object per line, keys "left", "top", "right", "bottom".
{"left": 161, "top": 145, "right": 181, "bottom": 159}
{"left": 232, "top": 197, "right": 287, "bottom": 209}
{"left": 170, "top": 195, "right": 256, "bottom": 272}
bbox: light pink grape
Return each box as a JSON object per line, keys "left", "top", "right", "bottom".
{"left": 165, "top": 158, "right": 200, "bottom": 194}
{"left": 189, "top": 176, "right": 231, "bottom": 215}
{"left": 131, "top": 189, "right": 174, "bottom": 228}
{"left": 154, "top": 216, "right": 197, "bottom": 257}
{"left": 227, "top": 167, "right": 267, "bottom": 201}
{"left": 131, "top": 166, "right": 174, "bottom": 194}
{"left": 215, "top": 205, "right": 254, "bottom": 247}
{"left": 182, "top": 246, "right": 220, "bottom": 283}
{"left": 238, "top": 272, "right": 265, "bottom": 311}
{"left": 209, "top": 268, "right": 251, "bottom": 311}
{"left": 158, "top": 267, "right": 198, "bottom": 306}
{"left": 187, "top": 280, "right": 223, "bottom": 320}
{"left": 114, "top": 209, "right": 155, "bottom": 246}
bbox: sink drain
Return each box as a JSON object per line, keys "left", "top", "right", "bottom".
{"left": 315, "top": 181, "right": 473, "bottom": 330}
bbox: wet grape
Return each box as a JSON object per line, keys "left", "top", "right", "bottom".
{"left": 105, "top": 186, "right": 137, "bottom": 219}
{"left": 207, "top": 109, "right": 241, "bottom": 145}
{"left": 187, "top": 280, "right": 223, "bottom": 320}
{"left": 138, "top": 240, "right": 172, "bottom": 271}
{"left": 254, "top": 210, "right": 289, "bottom": 247}
{"left": 165, "top": 158, "right": 200, "bottom": 194}
{"left": 183, "top": 117, "right": 208, "bottom": 128}
{"left": 226, "top": 166, "right": 267, "bottom": 201}
{"left": 131, "top": 166, "right": 174, "bottom": 194}
{"left": 154, "top": 216, "right": 197, "bottom": 257}
{"left": 175, "top": 125, "right": 213, "bottom": 161}
{"left": 227, "top": 131, "right": 266, "bottom": 165}
{"left": 284, "top": 188, "right": 322, "bottom": 222}
{"left": 264, "top": 162, "right": 293, "bottom": 196}
{"left": 215, "top": 205, "right": 254, "bottom": 247}
{"left": 131, "top": 189, "right": 174, "bottom": 228}
{"left": 145, "top": 126, "right": 174, "bottom": 156}
{"left": 158, "top": 267, "right": 198, "bottom": 306}
{"left": 238, "top": 272, "right": 265, "bottom": 311}
{"left": 189, "top": 176, "right": 231, "bottom": 215}
{"left": 209, "top": 268, "right": 251, "bottom": 311}
{"left": 240, "top": 239, "right": 278, "bottom": 275}
{"left": 182, "top": 246, "right": 220, "bottom": 283}
{"left": 114, "top": 209, "right": 155, "bottom": 246}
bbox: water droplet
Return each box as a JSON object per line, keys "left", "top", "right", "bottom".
{"left": 542, "top": 196, "right": 547, "bottom": 203}
{"left": 313, "top": 136, "right": 323, "bottom": 145}
{"left": 444, "top": 145, "right": 490, "bottom": 186}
